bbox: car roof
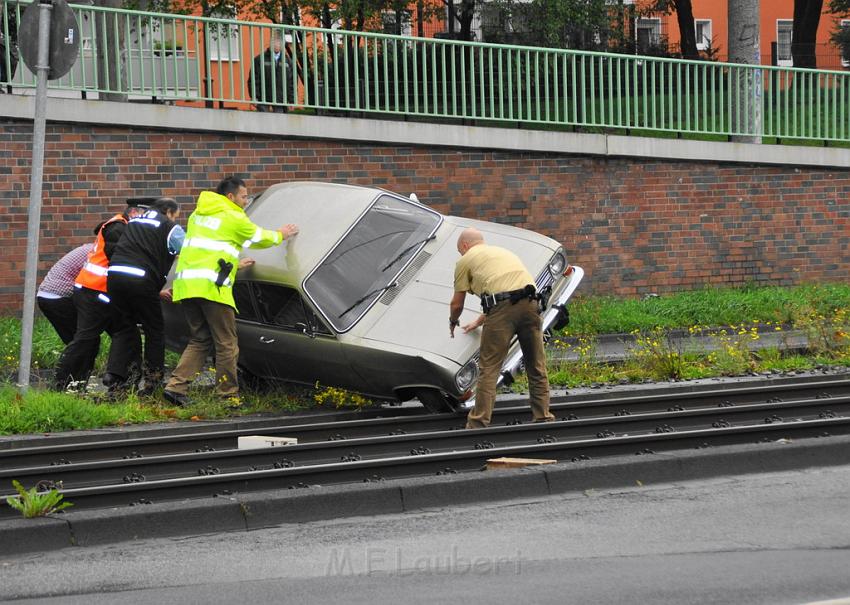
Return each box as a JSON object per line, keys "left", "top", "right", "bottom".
{"left": 242, "top": 181, "right": 400, "bottom": 286}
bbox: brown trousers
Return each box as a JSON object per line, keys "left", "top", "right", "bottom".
{"left": 165, "top": 298, "right": 239, "bottom": 398}
{"left": 467, "top": 297, "right": 554, "bottom": 429}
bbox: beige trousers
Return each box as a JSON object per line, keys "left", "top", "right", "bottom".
{"left": 467, "top": 298, "right": 554, "bottom": 428}
{"left": 165, "top": 298, "right": 239, "bottom": 398}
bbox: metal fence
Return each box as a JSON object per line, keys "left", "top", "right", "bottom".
{"left": 2, "top": 0, "right": 849, "bottom": 143}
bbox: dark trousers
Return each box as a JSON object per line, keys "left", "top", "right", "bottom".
{"left": 37, "top": 296, "right": 77, "bottom": 344}
{"left": 107, "top": 272, "right": 165, "bottom": 382}
{"left": 53, "top": 287, "right": 139, "bottom": 390}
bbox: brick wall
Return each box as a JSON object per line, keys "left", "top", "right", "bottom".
{"left": 2, "top": 118, "right": 850, "bottom": 311}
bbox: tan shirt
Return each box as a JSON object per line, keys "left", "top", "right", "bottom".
{"left": 454, "top": 244, "right": 534, "bottom": 296}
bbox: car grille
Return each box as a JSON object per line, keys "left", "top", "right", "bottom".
{"left": 379, "top": 252, "right": 432, "bottom": 305}
{"left": 535, "top": 265, "right": 555, "bottom": 291}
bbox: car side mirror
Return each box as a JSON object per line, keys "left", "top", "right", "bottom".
{"left": 295, "top": 322, "right": 316, "bottom": 339}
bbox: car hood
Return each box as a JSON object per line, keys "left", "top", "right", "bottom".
{"left": 359, "top": 217, "right": 559, "bottom": 361}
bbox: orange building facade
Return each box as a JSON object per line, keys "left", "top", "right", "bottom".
{"left": 639, "top": 0, "right": 849, "bottom": 69}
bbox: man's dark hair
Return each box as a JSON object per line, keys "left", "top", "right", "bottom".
{"left": 152, "top": 197, "right": 179, "bottom": 214}
{"left": 216, "top": 176, "right": 246, "bottom": 197}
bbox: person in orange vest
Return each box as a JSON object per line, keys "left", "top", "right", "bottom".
{"left": 51, "top": 200, "right": 148, "bottom": 392}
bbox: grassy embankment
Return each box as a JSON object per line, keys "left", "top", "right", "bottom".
{"left": 1, "top": 283, "right": 850, "bottom": 434}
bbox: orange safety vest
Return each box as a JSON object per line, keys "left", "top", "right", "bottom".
{"left": 74, "top": 214, "right": 127, "bottom": 293}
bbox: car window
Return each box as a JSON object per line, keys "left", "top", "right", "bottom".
{"left": 304, "top": 194, "right": 441, "bottom": 333}
{"left": 253, "top": 283, "right": 332, "bottom": 335}
{"left": 233, "top": 282, "right": 259, "bottom": 322}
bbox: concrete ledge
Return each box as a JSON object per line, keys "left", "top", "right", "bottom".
{"left": 397, "top": 468, "right": 550, "bottom": 510}
{"left": 2, "top": 434, "right": 850, "bottom": 557}
{"left": 0, "top": 516, "right": 71, "bottom": 557}
{"left": 2, "top": 94, "right": 848, "bottom": 168}
{"left": 239, "top": 482, "right": 404, "bottom": 530}
{"left": 543, "top": 434, "right": 850, "bottom": 495}
{"left": 65, "top": 496, "right": 246, "bottom": 547}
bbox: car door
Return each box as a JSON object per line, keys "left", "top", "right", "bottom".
{"left": 240, "top": 282, "right": 357, "bottom": 389}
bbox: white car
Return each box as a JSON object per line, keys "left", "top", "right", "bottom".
{"left": 163, "top": 181, "right": 583, "bottom": 412}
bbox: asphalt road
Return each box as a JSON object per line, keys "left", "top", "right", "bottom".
{"left": 2, "top": 464, "right": 850, "bottom": 604}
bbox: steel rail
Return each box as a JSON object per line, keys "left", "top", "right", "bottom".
{"left": 1, "top": 395, "right": 848, "bottom": 513}
{"left": 2, "top": 376, "right": 849, "bottom": 468}
{"left": 2, "top": 415, "right": 847, "bottom": 517}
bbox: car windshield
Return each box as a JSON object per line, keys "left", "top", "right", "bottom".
{"left": 304, "top": 194, "right": 441, "bottom": 332}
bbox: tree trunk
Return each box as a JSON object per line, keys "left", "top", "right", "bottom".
{"left": 675, "top": 0, "right": 699, "bottom": 59}
{"left": 94, "top": 0, "right": 127, "bottom": 102}
{"left": 417, "top": 0, "right": 424, "bottom": 37}
{"left": 728, "top": 0, "right": 761, "bottom": 142}
{"left": 792, "top": 0, "right": 824, "bottom": 68}
{"left": 458, "top": 0, "right": 475, "bottom": 41}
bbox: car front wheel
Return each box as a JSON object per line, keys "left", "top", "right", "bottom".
{"left": 415, "top": 388, "right": 455, "bottom": 414}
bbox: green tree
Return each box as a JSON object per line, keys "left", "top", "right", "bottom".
{"left": 485, "top": 0, "right": 616, "bottom": 50}
{"left": 828, "top": 0, "right": 850, "bottom": 62}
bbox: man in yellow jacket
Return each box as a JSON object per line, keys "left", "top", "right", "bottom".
{"left": 163, "top": 176, "right": 298, "bottom": 406}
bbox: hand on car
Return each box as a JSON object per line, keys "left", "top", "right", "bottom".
{"left": 238, "top": 257, "right": 256, "bottom": 270}
{"left": 279, "top": 224, "right": 299, "bottom": 239}
{"left": 462, "top": 314, "right": 485, "bottom": 334}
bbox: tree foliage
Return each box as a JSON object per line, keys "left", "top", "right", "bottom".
{"left": 483, "top": 0, "right": 637, "bottom": 51}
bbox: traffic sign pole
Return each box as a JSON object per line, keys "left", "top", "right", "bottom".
{"left": 18, "top": 0, "right": 53, "bottom": 392}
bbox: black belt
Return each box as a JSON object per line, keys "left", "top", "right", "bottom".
{"left": 481, "top": 285, "right": 535, "bottom": 313}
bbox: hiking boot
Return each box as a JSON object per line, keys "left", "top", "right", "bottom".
{"left": 163, "top": 389, "right": 191, "bottom": 407}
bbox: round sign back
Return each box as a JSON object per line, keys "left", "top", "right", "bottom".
{"left": 18, "top": 0, "right": 80, "bottom": 80}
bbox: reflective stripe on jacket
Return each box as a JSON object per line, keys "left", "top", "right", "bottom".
{"left": 74, "top": 214, "right": 127, "bottom": 293}
{"left": 172, "top": 190, "right": 283, "bottom": 309}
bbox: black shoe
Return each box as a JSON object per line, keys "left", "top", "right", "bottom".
{"left": 163, "top": 389, "right": 191, "bottom": 407}
{"left": 102, "top": 372, "right": 122, "bottom": 388}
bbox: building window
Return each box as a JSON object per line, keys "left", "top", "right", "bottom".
{"left": 842, "top": 19, "right": 850, "bottom": 67}
{"left": 381, "top": 10, "right": 412, "bottom": 36}
{"left": 777, "top": 19, "right": 793, "bottom": 66}
{"left": 636, "top": 18, "right": 661, "bottom": 52}
{"left": 207, "top": 6, "right": 240, "bottom": 62}
{"left": 695, "top": 19, "right": 711, "bottom": 51}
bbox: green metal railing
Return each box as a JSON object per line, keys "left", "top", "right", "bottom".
{"left": 2, "top": 0, "right": 849, "bottom": 143}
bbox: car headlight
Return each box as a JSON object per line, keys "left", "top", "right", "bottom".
{"left": 455, "top": 359, "right": 478, "bottom": 391}
{"left": 548, "top": 250, "right": 566, "bottom": 277}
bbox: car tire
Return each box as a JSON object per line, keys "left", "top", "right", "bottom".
{"left": 415, "top": 388, "right": 454, "bottom": 414}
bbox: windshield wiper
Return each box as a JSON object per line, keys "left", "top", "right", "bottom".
{"left": 338, "top": 282, "right": 398, "bottom": 318}
{"left": 381, "top": 234, "right": 436, "bottom": 272}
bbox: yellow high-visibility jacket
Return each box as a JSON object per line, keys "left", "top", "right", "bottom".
{"left": 172, "top": 190, "right": 282, "bottom": 309}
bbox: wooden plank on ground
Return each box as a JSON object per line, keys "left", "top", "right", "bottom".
{"left": 486, "top": 457, "right": 557, "bottom": 470}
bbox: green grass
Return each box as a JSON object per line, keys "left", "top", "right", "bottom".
{"left": 2, "top": 282, "right": 850, "bottom": 435}
{"left": 0, "top": 386, "right": 162, "bottom": 434}
{"left": 563, "top": 283, "right": 850, "bottom": 335}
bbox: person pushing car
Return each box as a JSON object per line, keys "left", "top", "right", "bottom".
{"left": 162, "top": 176, "right": 298, "bottom": 407}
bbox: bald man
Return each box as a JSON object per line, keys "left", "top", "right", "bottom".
{"left": 449, "top": 227, "right": 555, "bottom": 428}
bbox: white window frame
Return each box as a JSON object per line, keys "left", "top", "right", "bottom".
{"left": 841, "top": 19, "right": 850, "bottom": 67}
{"left": 695, "top": 19, "right": 711, "bottom": 51}
{"left": 777, "top": 19, "right": 793, "bottom": 66}
{"left": 636, "top": 17, "right": 661, "bottom": 51}
{"left": 207, "top": 7, "right": 240, "bottom": 62}
{"left": 381, "top": 9, "right": 412, "bottom": 36}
